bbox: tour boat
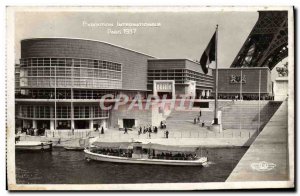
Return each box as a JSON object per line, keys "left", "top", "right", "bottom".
{"left": 15, "top": 141, "right": 53, "bottom": 151}
{"left": 64, "top": 146, "right": 85, "bottom": 151}
{"left": 84, "top": 141, "right": 207, "bottom": 166}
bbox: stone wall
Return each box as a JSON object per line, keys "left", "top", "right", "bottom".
{"left": 110, "top": 102, "right": 165, "bottom": 129}
{"left": 212, "top": 68, "right": 272, "bottom": 95}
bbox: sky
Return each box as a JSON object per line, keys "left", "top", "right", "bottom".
{"left": 14, "top": 10, "right": 260, "bottom": 68}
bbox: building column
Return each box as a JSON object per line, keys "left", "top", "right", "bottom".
{"left": 153, "top": 81, "right": 158, "bottom": 96}
{"left": 89, "top": 120, "right": 93, "bottom": 130}
{"left": 71, "top": 120, "right": 75, "bottom": 130}
{"left": 207, "top": 90, "right": 210, "bottom": 97}
{"left": 172, "top": 81, "right": 175, "bottom": 99}
{"left": 32, "top": 120, "right": 37, "bottom": 129}
{"left": 50, "top": 106, "right": 54, "bottom": 130}
{"left": 102, "top": 119, "right": 107, "bottom": 129}
{"left": 89, "top": 106, "right": 94, "bottom": 130}
{"left": 50, "top": 120, "right": 55, "bottom": 131}
{"left": 23, "top": 120, "right": 28, "bottom": 128}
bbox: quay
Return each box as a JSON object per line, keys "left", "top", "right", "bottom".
{"left": 18, "top": 127, "right": 257, "bottom": 148}
{"left": 226, "top": 100, "right": 293, "bottom": 185}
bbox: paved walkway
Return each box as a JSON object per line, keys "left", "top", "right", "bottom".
{"left": 19, "top": 127, "right": 257, "bottom": 148}
{"left": 226, "top": 100, "right": 292, "bottom": 184}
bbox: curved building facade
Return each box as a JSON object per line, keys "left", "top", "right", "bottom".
{"left": 16, "top": 38, "right": 154, "bottom": 130}
{"left": 16, "top": 38, "right": 216, "bottom": 131}
{"left": 21, "top": 38, "right": 153, "bottom": 90}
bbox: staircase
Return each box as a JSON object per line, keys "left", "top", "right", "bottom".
{"left": 221, "top": 101, "right": 282, "bottom": 129}
{"left": 166, "top": 110, "right": 214, "bottom": 132}
{"left": 166, "top": 101, "right": 282, "bottom": 131}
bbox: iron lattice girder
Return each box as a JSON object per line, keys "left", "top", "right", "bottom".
{"left": 230, "top": 11, "right": 288, "bottom": 70}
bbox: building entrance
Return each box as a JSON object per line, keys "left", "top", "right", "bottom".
{"left": 123, "top": 119, "right": 135, "bottom": 128}
{"left": 57, "top": 120, "right": 71, "bottom": 129}
{"left": 153, "top": 80, "right": 175, "bottom": 99}
{"left": 157, "top": 92, "right": 173, "bottom": 99}
{"left": 37, "top": 120, "right": 50, "bottom": 129}
{"left": 75, "top": 120, "right": 89, "bottom": 129}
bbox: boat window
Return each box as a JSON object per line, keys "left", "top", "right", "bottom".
{"left": 133, "top": 146, "right": 142, "bottom": 154}
{"left": 142, "top": 149, "right": 148, "bottom": 154}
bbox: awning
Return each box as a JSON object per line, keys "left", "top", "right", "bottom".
{"left": 91, "top": 141, "right": 199, "bottom": 152}
{"left": 92, "top": 142, "right": 131, "bottom": 149}
{"left": 144, "top": 144, "right": 199, "bottom": 152}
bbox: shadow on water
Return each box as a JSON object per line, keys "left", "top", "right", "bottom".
{"left": 16, "top": 147, "right": 248, "bottom": 184}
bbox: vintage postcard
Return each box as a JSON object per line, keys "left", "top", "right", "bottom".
{"left": 6, "top": 6, "right": 294, "bottom": 190}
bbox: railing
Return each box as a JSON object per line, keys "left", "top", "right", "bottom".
{"left": 19, "top": 128, "right": 256, "bottom": 140}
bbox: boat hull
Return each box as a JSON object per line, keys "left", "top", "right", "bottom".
{"left": 84, "top": 149, "right": 206, "bottom": 166}
{"left": 64, "top": 146, "right": 84, "bottom": 151}
{"left": 15, "top": 142, "right": 52, "bottom": 151}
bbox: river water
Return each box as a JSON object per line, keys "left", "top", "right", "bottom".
{"left": 16, "top": 147, "right": 247, "bottom": 184}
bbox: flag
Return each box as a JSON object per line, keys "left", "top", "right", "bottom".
{"left": 200, "top": 32, "right": 216, "bottom": 74}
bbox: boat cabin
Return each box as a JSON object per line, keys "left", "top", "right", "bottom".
{"left": 132, "top": 142, "right": 150, "bottom": 159}
{"left": 90, "top": 141, "right": 203, "bottom": 161}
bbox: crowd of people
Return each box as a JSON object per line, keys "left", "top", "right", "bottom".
{"left": 135, "top": 121, "right": 169, "bottom": 139}
{"left": 193, "top": 110, "right": 206, "bottom": 127}
{"left": 154, "top": 152, "right": 198, "bottom": 160}
{"left": 19, "top": 127, "right": 46, "bottom": 136}
{"left": 160, "top": 121, "right": 167, "bottom": 129}
{"left": 95, "top": 125, "right": 105, "bottom": 134}
{"left": 91, "top": 148, "right": 133, "bottom": 158}
{"left": 137, "top": 125, "right": 159, "bottom": 135}
{"left": 91, "top": 147, "right": 198, "bottom": 160}
{"left": 135, "top": 125, "right": 159, "bottom": 139}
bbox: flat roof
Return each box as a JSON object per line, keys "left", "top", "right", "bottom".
{"left": 22, "top": 37, "right": 156, "bottom": 58}
{"left": 215, "top": 67, "right": 270, "bottom": 70}
{"left": 148, "top": 58, "right": 200, "bottom": 64}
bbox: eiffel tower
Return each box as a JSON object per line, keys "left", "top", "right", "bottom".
{"left": 230, "top": 11, "right": 288, "bottom": 70}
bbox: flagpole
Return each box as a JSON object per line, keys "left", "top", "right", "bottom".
{"left": 239, "top": 69, "right": 242, "bottom": 131}
{"left": 214, "top": 24, "right": 219, "bottom": 124}
{"left": 240, "top": 69, "right": 242, "bottom": 101}
{"left": 258, "top": 70, "right": 261, "bottom": 134}
{"left": 54, "top": 64, "right": 57, "bottom": 136}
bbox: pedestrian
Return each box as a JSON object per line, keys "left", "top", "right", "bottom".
{"left": 101, "top": 127, "right": 104, "bottom": 134}
{"left": 197, "top": 116, "right": 200, "bottom": 123}
{"left": 194, "top": 118, "right": 196, "bottom": 124}
{"left": 124, "top": 127, "right": 128, "bottom": 134}
{"left": 199, "top": 110, "right": 202, "bottom": 117}
{"left": 72, "top": 128, "right": 74, "bottom": 135}
{"left": 166, "top": 130, "right": 169, "bottom": 139}
{"left": 202, "top": 120, "right": 205, "bottom": 127}
{"left": 148, "top": 131, "right": 151, "bottom": 139}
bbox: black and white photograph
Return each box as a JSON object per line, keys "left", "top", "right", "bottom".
{"left": 6, "top": 6, "right": 294, "bottom": 190}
